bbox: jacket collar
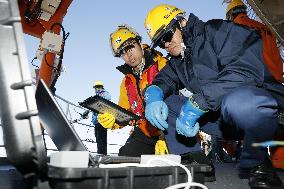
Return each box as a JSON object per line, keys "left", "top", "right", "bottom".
{"left": 182, "top": 13, "right": 204, "bottom": 48}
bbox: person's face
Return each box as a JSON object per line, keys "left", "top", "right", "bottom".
{"left": 120, "top": 41, "right": 143, "bottom": 68}
{"left": 158, "top": 25, "right": 183, "bottom": 57}
{"left": 94, "top": 86, "right": 103, "bottom": 93}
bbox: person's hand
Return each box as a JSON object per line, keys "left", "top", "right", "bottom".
{"left": 175, "top": 97, "right": 206, "bottom": 137}
{"left": 176, "top": 120, "right": 200, "bottom": 137}
{"left": 144, "top": 85, "right": 168, "bottom": 130}
{"left": 145, "top": 101, "right": 168, "bottom": 130}
{"left": 155, "top": 140, "right": 169, "bottom": 155}
{"left": 97, "top": 112, "right": 115, "bottom": 129}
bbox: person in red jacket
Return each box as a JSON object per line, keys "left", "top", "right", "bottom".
{"left": 226, "top": 0, "right": 284, "bottom": 171}
{"left": 226, "top": 0, "right": 284, "bottom": 83}
{"left": 97, "top": 24, "right": 169, "bottom": 156}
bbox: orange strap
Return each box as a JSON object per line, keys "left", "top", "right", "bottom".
{"left": 125, "top": 63, "right": 160, "bottom": 137}
{"left": 125, "top": 74, "right": 144, "bottom": 117}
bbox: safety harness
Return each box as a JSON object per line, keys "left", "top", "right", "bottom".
{"left": 125, "top": 63, "right": 159, "bottom": 137}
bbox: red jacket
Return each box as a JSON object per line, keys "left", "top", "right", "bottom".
{"left": 117, "top": 45, "right": 168, "bottom": 137}
{"left": 234, "top": 13, "right": 283, "bottom": 83}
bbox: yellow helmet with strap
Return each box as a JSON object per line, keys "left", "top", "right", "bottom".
{"left": 110, "top": 24, "right": 142, "bottom": 57}
{"left": 144, "top": 4, "right": 185, "bottom": 47}
{"left": 226, "top": 0, "right": 246, "bottom": 14}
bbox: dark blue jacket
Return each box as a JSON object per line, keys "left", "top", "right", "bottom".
{"left": 153, "top": 14, "right": 284, "bottom": 111}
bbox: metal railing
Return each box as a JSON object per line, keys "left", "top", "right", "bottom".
{"left": 41, "top": 94, "right": 130, "bottom": 156}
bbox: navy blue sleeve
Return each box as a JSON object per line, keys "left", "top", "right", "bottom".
{"left": 194, "top": 21, "right": 265, "bottom": 111}
{"left": 151, "top": 60, "right": 181, "bottom": 98}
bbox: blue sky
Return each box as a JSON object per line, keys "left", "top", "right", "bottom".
{"left": 24, "top": 0, "right": 227, "bottom": 104}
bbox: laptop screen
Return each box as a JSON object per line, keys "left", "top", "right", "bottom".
{"left": 35, "top": 79, "right": 93, "bottom": 160}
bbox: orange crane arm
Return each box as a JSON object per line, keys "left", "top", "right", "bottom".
{"left": 18, "top": 0, "right": 73, "bottom": 87}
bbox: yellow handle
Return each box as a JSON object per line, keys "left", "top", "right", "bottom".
{"left": 155, "top": 140, "right": 169, "bottom": 155}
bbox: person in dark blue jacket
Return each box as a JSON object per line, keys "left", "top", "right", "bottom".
{"left": 143, "top": 4, "right": 284, "bottom": 189}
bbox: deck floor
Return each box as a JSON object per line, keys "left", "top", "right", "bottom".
{"left": 205, "top": 163, "right": 284, "bottom": 189}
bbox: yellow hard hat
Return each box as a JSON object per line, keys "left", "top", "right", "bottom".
{"left": 110, "top": 24, "right": 142, "bottom": 57}
{"left": 226, "top": 0, "right": 246, "bottom": 14}
{"left": 144, "top": 4, "right": 185, "bottom": 47}
{"left": 93, "top": 81, "right": 103, "bottom": 88}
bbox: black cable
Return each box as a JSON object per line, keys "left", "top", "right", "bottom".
{"left": 82, "top": 139, "right": 96, "bottom": 143}
{"left": 49, "top": 23, "right": 69, "bottom": 91}
{"left": 44, "top": 54, "right": 57, "bottom": 69}
{"left": 73, "top": 108, "right": 82, "bottom": 116}
{"left": 30, "top": 57, "right": 39, "bottom": 68}
{"left": 42, "top": 128, "right": 48, "bottom": 154}
{"left": 74, "top": 122, "right": 94, "bottom": 128}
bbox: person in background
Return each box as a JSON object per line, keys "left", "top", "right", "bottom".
{"left": 143, "top": 4, "right": 284, "bottom": 189}
{"left": 225, "top": 0, "right": 284, "bottom": 170}
{"left": 225, "top": 0, "right": 284, "bottom": 83}
{"left": 91, "top": 81, "right": 111, "bottom": 155}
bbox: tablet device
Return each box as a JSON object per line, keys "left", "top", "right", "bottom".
{"left": 79, "top": 95, "right": 140, "bottom": 126}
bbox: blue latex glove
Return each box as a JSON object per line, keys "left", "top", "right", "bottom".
{"left": 145, "top": 101, "right": 168, "bottom": 130}
{"left": 176, "top": 120, "right": 200, "bottom": 137}
{"left": 144, "top": 85, "right": 169, "bottom": 130}
{"left": 176, "top": 98, "right": 206, "bottom": 137}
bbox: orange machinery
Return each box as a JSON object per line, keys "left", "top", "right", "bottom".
{"left": 18, "top": 0, "right": 73, "bottom": 88}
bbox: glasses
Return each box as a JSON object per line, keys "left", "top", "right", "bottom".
{"left": 157, "top": 24, "right": 178, "bottom": 49}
